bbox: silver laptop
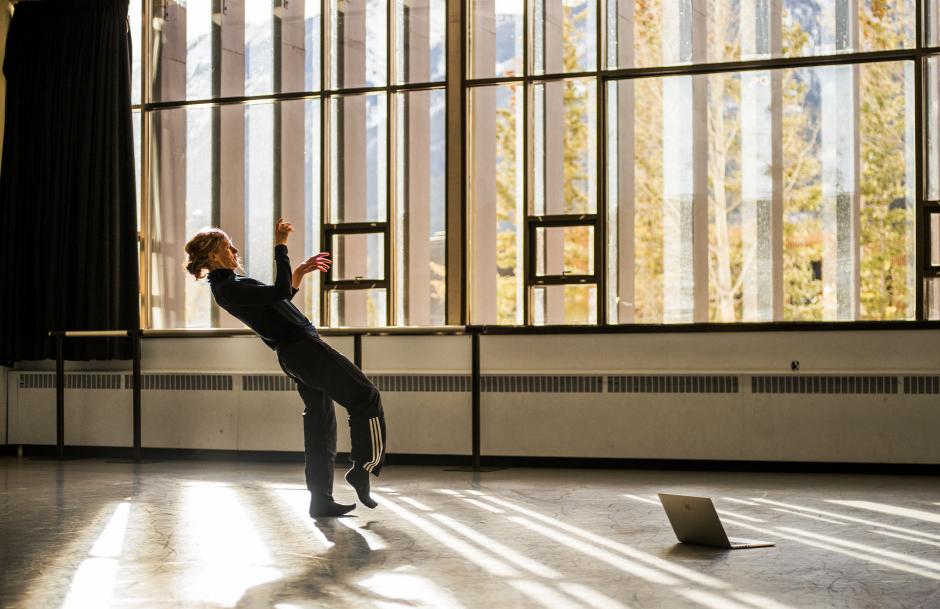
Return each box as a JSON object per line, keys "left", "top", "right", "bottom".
{"left": 658, "top": 493, "right": 775, "bottom": 549}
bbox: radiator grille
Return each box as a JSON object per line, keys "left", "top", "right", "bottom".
{"left": 243, "top": 375, "right": 295, "bottom": 392}
{"left": 370, "top": 374, "right": 471, "bottom": 392}
{"left": 751, "top": 375, "right": 897, "bottom": 394}
{"left": 482, "top": 375, "right": 603, "bottom": 393}
{"left": 17, "top": 371, "right": 924, "bottom": 396}
{"left": 19, "top": 373, "right": 122, "bottom": 390}
{"left": 124, "top": 373, "right": 233, "bottom": 391}
{"left": 903, "top": 376, "right": 940, "bottom": 395}
{"left": 607, "top": 375, "right": 739, "bottom": 394}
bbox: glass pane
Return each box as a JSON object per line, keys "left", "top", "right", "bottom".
{"left": 928, "top": 56, "right": 940, "bottom": 201}
{"left": 607, "top": 0, "right": 915, "bottom": 70}
{"left": 607, "top": 61, "right": 915, "bottom": 324}
{"left": 395, "top": 0, "right": 446, "bottom": 84}
{"left": 282, "top": 99, "right": 323, "bottom": 324}
{"left": 305, "top": 0, "right": 324, "bottom": 91}
{"left": 469, "top": 84, "right": 524, "bottom": 325}
{"left": 931, "top": 213, "right": 940, "bottom": 267}
{"left": 245, "top": 104, "right": 275, "bottom": 284}
{"left": 532, "top": 79, "right": 596, "bottom": 215}
{"left": 331, "top": 233, "right": 386, "bottom": 281}
{"left": 930, "top": 0, "right": 940, "bottom": 46}
{"left": 330, "top": 289, "right": 387, "bottom": 326}
{"left": 534, "top": 226, "right": 594, "bottom": 276}
{"left": 708, "top": 71, "right": 774, "bottom": 323}
{"left": 151, "top": 100, "right": 321, "bottom": 329}
{"left": 130, "top": 0, "right": 141, "bottom": 105}
{"left": 532, "top": 285, "right": 597, "bottom": 325}
{"left": 928, "top": 278, "right": 940, "bottom": 320}
{"left": 151, "top": 106, "right": 214, "bottom": 328}
{"left": 469, "top": 0, "right": 524, "bottom": 79}
{"left": 330, "top": 93, "right": 387, "bottom": 223}
{"left": 533, "top": 0, "right": 596, "bottom": 74}
{"left": 833, "top": 61, "right": 913, "bottom": 322}
{"left": 395, "top": 89, "right": 446, "bottom": 325}
{"left": 300, "top": 99, "right": 323, "bottom": 324}
{"left": 133, "top": 111, "right": 141, "bottom": 228}
{"left": 607, "top": 76, "right": 696, "bottom": 323}
{"left": 331, "top": 0, "right": 387, "bottom": 88}
{"left": 278, "top": 0, "right": 323, "bottom": 93}
{"left": 606, "top": 82, "right": 622, "bottom": 322}
{"left": 150, "top": 0, "right": 321, "bottom": 103}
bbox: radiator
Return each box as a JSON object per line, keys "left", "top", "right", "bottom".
{"left": 7, "top": 371, "right": 939, "bottom": 462}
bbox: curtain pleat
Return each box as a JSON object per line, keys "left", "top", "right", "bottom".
{"left": 0, "top": 0, "right": 139, "bottom": 362}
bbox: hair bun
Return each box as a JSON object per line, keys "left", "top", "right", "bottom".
{"left": 183, "top": 227, "right": 228, "bottom": 281}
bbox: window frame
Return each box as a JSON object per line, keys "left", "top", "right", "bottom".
{"left": 133, "top": 0, "right": 940, "bottom": 328}
{"left": 925, "top": 206, "right": 940, "bottom": 277}
{"left": 137, "top": 0, "right": 447, "bottom": 329}
{"left": 466, "top": 0, "right": 932, "bottom": 325}
{"left": 527, "top": 215, "right": 598, "bottom": 284}
{"left": 323, "top": 223, "right": 390, "bottom": 287}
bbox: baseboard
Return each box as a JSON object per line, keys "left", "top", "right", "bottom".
{"left": 2, "top": 445, "right": 938, "bottom": 474}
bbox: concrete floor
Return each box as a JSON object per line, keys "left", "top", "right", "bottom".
{"left": 1, "top": 458, "right": 939, "bottom": 609}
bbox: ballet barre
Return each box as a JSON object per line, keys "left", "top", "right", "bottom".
{"left": 48, "top": 330, "right": 143, "bottom": 461}
{"left": 45, "top": 326, "right": 489, "bottom": 469}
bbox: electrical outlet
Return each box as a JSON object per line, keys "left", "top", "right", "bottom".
{"left": 791, "top": 360, "right": 800, "bottom": 371}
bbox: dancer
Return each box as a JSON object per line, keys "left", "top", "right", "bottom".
{"left": 183, "top": 219, "right": 386, "bottom": 517}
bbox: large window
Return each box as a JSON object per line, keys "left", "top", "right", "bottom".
{"left": 469, "top": 0, "right": 925, "bottom": 325}
{"left": 609, "top": 63, "right": 915, "bottom": 324}
{"left": 139, "top": 0, "right": 445, "bottom": 329}
{"left": 133, "top": 0, "right": 938, "bottom": 328}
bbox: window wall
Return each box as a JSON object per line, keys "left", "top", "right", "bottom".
{"left": 133, "top": 0, "right": 939, "bottom": 328}
{"left": 468, "top": 0, "right": 926, "bottom": 325}
{"left": 139, "top": 0, "right": 445, "bottom": 329}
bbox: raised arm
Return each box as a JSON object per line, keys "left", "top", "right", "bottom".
{"left": 216, "top": 219, "right": 297, "bottom": 305}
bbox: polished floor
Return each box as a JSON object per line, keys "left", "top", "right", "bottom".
{"left": 1, "top": 458, "right": 939, "bottom": 609}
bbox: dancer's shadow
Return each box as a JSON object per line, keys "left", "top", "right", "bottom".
{"left": 234, "top": 516, "right": 418, "bottom": 609}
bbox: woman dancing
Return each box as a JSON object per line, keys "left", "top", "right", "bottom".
{"left": 184, "top": 218, "right": 386, "bottom": 517}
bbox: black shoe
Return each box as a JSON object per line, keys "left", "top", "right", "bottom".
{"left": 345, "top": 466, "right": 378, "bottom": 509}
{"left": 309, "top": 498, "right": 356, "bottom": 518}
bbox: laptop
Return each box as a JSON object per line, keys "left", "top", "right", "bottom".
{"left": 658, "top": 493, "right": 775, "bottom": 549}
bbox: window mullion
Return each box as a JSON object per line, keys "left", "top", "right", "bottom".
{"left": 387, "top": 0, "right": 395, "bottom": 327}
{"left": 522, "top": 0, "right": 531, "bottom": 326}
{"left": 596, "top": 0, "right": 606, "bottom": 326}
{"left": 319, "top": 0, "right": 330, "bottom": 326}
{"left": 917, "top": 0, "right": 927, "bottom": 319}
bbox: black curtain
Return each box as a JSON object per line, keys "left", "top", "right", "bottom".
{"left": 0, "top": 0, "right": 139, "bottom": 362}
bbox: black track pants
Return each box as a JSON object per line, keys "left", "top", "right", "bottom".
{"left": 276, "top": 335, "right": 386, "bottom": 499}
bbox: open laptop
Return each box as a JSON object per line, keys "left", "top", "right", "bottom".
{"left": 658, "top": 493, "right": 775, "bottom": 549}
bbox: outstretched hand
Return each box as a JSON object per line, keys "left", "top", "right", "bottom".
{"left": 291, "top": 252, "right": 331, "bottom": 289}
{"left": 293, "top": 252, "right": 332, "bottom": 279}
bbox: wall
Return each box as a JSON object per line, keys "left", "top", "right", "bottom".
{"left": 6, "top": 330, "right": 940, "bottom": 464}
{"left": 478, "top": 331, "right": 940, "bottom": 464}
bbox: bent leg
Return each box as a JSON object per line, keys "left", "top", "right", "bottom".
{"left": 279, "top": 337, "right": 387, "bottom": 476}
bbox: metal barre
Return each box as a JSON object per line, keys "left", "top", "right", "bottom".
{"left": 48, "top": 330, "right": 142, "bottom": 462}
{"left": 44, "top": 327, "right": 485, "bottom": 469}
{"left": 59, "top": 330, "right": 136, "bottom": 338}
{"left": 137, "top": 326, "right": 469, "bottom": 338}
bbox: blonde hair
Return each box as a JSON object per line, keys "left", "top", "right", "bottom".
{"left": 184, "top": 228, "right": 229, "bottom": 280}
